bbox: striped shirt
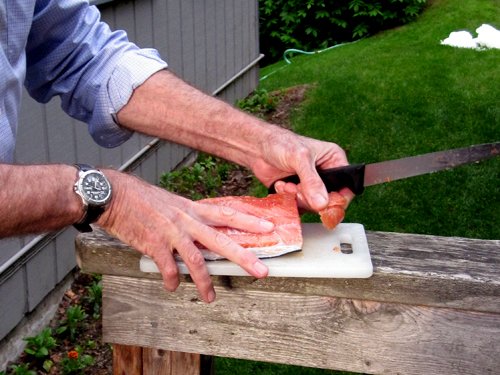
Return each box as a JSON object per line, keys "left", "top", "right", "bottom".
{"left": 0, "top": 0, "right": 167, "bottom": 163}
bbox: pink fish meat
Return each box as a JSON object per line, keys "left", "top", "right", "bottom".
{"left": 196, "top": 192, "right": 303, "bottom": 260}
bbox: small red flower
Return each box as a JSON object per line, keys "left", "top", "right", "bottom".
{"left": 269, "top": 99, "right": 274, "bottom": 102}
{"left": 68, "top": 351, "right": 79, "bottom": 359}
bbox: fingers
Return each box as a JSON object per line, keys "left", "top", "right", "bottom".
{"left": 338, "top": 187, "right": 355, "bottom": 209}
{"left": 194, "top": 203, "right": 274, "bottom": 233}
{"left": 153, "top": 247, "right": 181, "bottom": 293}
{"left": 187, "top": 219, "right": 269, "bottom": 279}
{"left": 173, "top": 237, "right": 215, "bottom": 303}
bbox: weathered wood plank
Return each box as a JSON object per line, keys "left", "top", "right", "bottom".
{"left": 76, "top": 228, "right": 500, "bottom": 313}
{"left": 142, "top": 348, "right": 212, "bottom": 375}
{"left": 143, "top": 348, "right": 170, "bottom": 375}
{"left": 171, "top": 352, "right": 200, "bottom": 375}
{"left": 103, "top": 276, "right": 500, "bottom": 375}
{"left": 113, "top": 344, "right": 142, "bottom": 375}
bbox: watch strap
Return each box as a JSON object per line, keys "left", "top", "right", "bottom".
{"left": 73, "top": 205, "right": 105, "bottom": 233}
{"left": 75, "top": 163, "right": 94, "bottom": 172}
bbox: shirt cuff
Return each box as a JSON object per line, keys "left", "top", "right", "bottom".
{"left": 90, "top": 48, "right": 168, "bottom": 149}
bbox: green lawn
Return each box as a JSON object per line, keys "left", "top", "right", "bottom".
{"left": 258, "top": 0, "right": 500, "bottom": 240}
{"left": 217, "top": 0, "right": 500, "bottom": 373}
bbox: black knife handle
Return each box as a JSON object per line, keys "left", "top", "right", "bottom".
{"left": 268, "top": 163, "right": 366, "bottom": 195}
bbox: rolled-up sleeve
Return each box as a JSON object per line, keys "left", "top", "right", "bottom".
{"left": 24, "top": 0, "right": 167, "bottom": 148}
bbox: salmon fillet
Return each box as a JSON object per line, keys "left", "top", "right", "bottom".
{"left": 196, "top": 192, "right": 303, "bottom": 260}
{"left": 319, "top": 192, "right": 347, "bottom": 230}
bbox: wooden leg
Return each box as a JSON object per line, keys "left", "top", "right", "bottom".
{"left": 113, "top": 344, "right": 142, "bottom": 375}
{"left": 141, "top": 348, "right": 215, "bottom": 375}
{"left": 171, "top": 352, "right": 200, "bottom": 375}
{"left": 142, "top": 348, "right": 171, "bottom": 375}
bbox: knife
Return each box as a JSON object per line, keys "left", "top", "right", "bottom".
{"left": 268, "top": 142, "right": 500, "bottom": 195}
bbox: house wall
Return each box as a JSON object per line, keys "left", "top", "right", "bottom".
{"left": 0, "top": 0, "right": 261, "bottom": 344}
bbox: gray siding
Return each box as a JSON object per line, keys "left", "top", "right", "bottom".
{"left": 0, "top": 0, "right": 260, "bottom": 342}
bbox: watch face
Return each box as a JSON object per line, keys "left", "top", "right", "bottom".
{"left": 80, "top": 171, "right": 112, "bottom": 205}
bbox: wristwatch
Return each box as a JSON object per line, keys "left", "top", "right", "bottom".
{"left": 73, "top": 164, "right": 113, "bottom": 233}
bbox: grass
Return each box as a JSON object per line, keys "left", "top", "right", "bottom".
{"left": 258, "top": 0, "right": 500, "bottom": 240}
{"left": 217, "top": 0, "right": 499, "bottom": 373}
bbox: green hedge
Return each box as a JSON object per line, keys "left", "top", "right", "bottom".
{"left": 259, "top": 0, "right": 426, "bottom": 65}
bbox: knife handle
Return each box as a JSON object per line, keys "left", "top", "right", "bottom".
{"left": 268, "top": 163, "right": 366, "bottom": 195}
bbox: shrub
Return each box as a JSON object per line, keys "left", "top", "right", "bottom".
{"left": 259, "top": 0, "right": 426, "bottom": 64}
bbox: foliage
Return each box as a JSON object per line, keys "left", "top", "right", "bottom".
{"left": 259, "top": 0, "right": 426, "bottom": 64}
{"left": 22, "top": 328, "right": 56, "bottom": 359}
{"left": 83, "top": 280, "right": 102, "bottom": 314}
{"left": 235, "top": 88, "right": 279, "bottom": 113}
{"left": 58, "top": 305, "right": 88, "bottom": 342}
{"left": 160, "top": 153, "right": 236, "bottom": 200}
{"left": 9, "top": 365, "right": 35, "bottom": 375}
{"left": 59, "top": 351, "right": 93, "bottom": 375}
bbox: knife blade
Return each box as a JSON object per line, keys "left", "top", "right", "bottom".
{"left": 268, "top": 142, "right": 500, "bottom": 195}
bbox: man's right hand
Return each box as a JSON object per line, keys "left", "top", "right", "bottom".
{"left": 96, "top": 170, "right": 273, "bottom": 303}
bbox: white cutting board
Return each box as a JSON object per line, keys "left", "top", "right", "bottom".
{"left": 140, "top": 223, "right": 372, "bottom": 278}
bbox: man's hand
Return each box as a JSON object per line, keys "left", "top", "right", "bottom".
{"left": 251, "top": 131, "right": 355, "bottom": 213}
{"left": 96, "top": 170, "right": 273, "bottom": 303}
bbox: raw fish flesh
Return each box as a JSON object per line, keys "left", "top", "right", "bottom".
{"left": 195, "top": 192, "right": 303, "bottom": 260}
{"left": 319, "top": 192, "right": 347, "bottom": 230}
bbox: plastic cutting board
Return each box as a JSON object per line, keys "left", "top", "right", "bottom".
{"left": 140, "top": 223, "right": 373, "bottom": 278}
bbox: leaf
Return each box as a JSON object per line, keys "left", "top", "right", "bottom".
{"left": 43, "top": 360, "right": 53, "bottom": 373}
{"left": 39, "top": 347, "right": 49, "bottom": 356}
{"left": 24, "top": 348, "right": 36, "bottom": 355}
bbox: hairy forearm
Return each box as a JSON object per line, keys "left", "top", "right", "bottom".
{"left": 117, "top": 69, "right": 282, "bottom": 168}
{"left": 0, "top": 164, "right": 83, "bottom": 238}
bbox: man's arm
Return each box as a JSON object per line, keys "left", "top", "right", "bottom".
{"left": 117, "top": 69, "right": 354, "bottom": 211}
{"left": 0, "top": 164, "right": 272, "bottom": 303}
{"left": 0, "top": 164, "right": 83, "bottom": 237}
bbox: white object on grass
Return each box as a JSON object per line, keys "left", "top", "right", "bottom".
{"left": 476, "top": 24, "right": 500, "bottom": 49}
{"left": 441, "top": 24, "right": 500, "bottom": 50}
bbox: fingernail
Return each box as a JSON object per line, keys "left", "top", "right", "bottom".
{"left": 253, "top": 261, "right": 268, "bottom": 276}
{"left": 260, "top": 220, "right": 275, "bottom": 231}
{"left": 312, "top": 193, "right": 327, "bottom": 208}
{"left": 207, "top": 289, "right": 215, "bottom": 303}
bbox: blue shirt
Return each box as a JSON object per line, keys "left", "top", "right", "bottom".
{"left": 0, "top": 0, "right": 168, "bottom": 163}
